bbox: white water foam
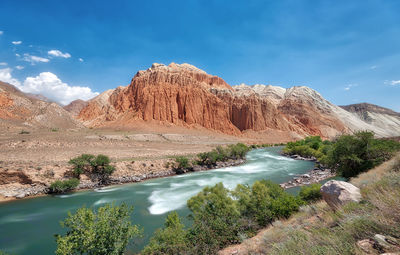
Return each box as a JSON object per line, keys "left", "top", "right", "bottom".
{"left": 94, "top": 187, "right": 121, "bottom": 193}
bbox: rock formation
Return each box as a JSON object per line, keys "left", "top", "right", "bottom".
{"left": 320, "top": 180, "right": 362, "bottom": 209}
{"left": 76, "top": 63, "right": 400, "bottom": 138}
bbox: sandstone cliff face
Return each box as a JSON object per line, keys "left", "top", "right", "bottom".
{"left": 77, "top": 63, "right": 400, "bottom": 138}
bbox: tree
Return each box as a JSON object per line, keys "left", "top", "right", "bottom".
{"left": 69, "top": 154, "right": 115, "bottom": 183}
{"left": 55, "top": 203, "right": 140, "bottom": 255}
{"left": 142, "top": 212, "right": 189, "bottom": 255}
{"left": 187, "top": 183, "right": 241, "bottom": 254}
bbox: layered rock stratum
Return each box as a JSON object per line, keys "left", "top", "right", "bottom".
{"left": 75, "top": 63, "right": 400, "bottom": 138}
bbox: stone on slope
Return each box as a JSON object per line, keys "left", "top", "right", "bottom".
{"left": 320, "top": 180, "right": 362, "bottom": 209}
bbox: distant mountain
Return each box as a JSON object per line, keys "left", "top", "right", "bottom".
{"left": 63, "top": 99, "right": 88, "bottom": 117}
{"left": 76, "top": 63, "right": 400, "bottom": 138}
{"left": 340, "top": 103, "right": 400, "bottom": 117}
{"left": 339, "top": 103, "right": 400, "bottom": 137}
{"left": 0, "top": 81, "right": 82, "bottom": 130}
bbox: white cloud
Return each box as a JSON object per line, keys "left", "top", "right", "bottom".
{"left": 12, "top": 41, "right": 22, "bottom": 45}
{"left": 344, "top": 83, "right": 358, "bottom": 91}
{"left": 79, "top": 58, "right": 84, "bottom": 62}
{"left": 0, "top": 62, "right": 7, "bottom": 66}
{"left": 23, "top": 53, "right": 50, "bottom": 64}
{"left": 15, "top": 65, "right": 24, "bottom": 70}
{"left": 385, "top": 80, "right": 400, "bottom": 86}
{"left": 15, "top": 53, "right": 20, "bottom": 57}
{"left": 369, "top": 65, "right": 377, "bottom": 70}
{"left": 0, "top": 31, "right": 3, "bottom": 35}
{"left": 0, "top": 68, "right": 21, "bottom": 86}
{"left": 48, "top": 50, "right": 71, "bottom": 58}
{"left": 19, "top": 72, "right": 98, "bottom": 105}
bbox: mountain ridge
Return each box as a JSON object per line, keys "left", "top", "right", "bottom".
{"left": 76, "top": 63, "right": 400, "bottom": 138}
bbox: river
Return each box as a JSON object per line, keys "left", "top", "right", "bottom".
{"left": 0, "top": 147, "right": 315, "bottom": 254}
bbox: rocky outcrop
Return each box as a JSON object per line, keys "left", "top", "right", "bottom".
{"left": 76, "top": 63, "right": 400, "bottom": 138}
{"left": 320, "top": 180, "right": 362, "bottom": 209}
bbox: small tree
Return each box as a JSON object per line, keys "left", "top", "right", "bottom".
{"left": 55, "top": 203, "right": 140, "bottom": 255}
{"left": 175, "top": 156, "right": 189, "bottom": 169}
{"left": 68, "top": 154, "right": 115, "bottom": 184}
{"left": 187, "top": 183, "right": 241, "bottom": 253}
{"left": 142, "top": 212, "right": 189, "bottom": 254}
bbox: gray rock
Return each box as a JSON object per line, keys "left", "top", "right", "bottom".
{"left": 374, "top": 234, "right": 393, "bottom": 250}
{"left": 320, "top": 180, "right": 362, "bottom": 209}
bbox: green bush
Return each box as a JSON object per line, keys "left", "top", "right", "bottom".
{"left": 175, "top": 156, "right": 189, "bottom": 169}
{"left": 49, "top": 178, "right": 80, "bottom": 194}
{"left": 142, "top": 212, "right": 189, "bottom": 254}
{"left": 233, "top": 180, "right": 303, "bottom": 227}
{"left": 299, "top": 183, "right": 322, "bottom": 202}
{"left": 68, "top": 154, "right": 115, "bottom": 183}
{"left": 187, "top": 183, "right": 241, "bottom": 253}
{"left": 55, "top": 203, "right": 140, "bottom": 255}
{"left": 195, "top": 143, "right": 250, "bottom": 166}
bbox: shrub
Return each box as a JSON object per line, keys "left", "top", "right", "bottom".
{"left": 68, "top": 154, "right": 95, "bottom": 177}
{"left": 195, "top": 143, "right": 251, "bottom": 166}
{"left": 49, "top": 178, "right": 80, "bottom": 194}
{"left": 142, "top": 212, "right": 189, "bottom": 254}
{"left": 19, "top": 130, "right": 30, "bottom": 134}
{"left": 299, "top": 183, "right": 322, "bottom": 202}
{"left": 175, "top": 156, "right": 189, "bottom": 169}
{"left": 187, "top": 183, "right": 241, "bottom": 253}
{"left": 68, "top": 154, "right": 115, "bottom": 183}
{"left": 55, "top": 203, "right": 140, "bottom": 255}
{"left": 233, "top": 180, "right": 302, "bottom": 227}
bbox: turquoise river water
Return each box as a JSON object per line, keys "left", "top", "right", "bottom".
{"left": 0, "top": 147, "right": 315, "bottom": 254}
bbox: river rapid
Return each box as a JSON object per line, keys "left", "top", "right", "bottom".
{"left": 0, "top": 147, "right": 315, "bottom": 254}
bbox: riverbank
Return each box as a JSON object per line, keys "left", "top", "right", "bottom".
{"left": 0, "top": 150, "right": 340, "bottom": 203}
{"left": 279, "top": 154, "right": 336, "bottom": 189}
{"left": 0, "top": 157, "right": 247, "bottom": 203}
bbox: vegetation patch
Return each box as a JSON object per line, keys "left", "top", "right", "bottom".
{"left": 55, "top": 203, "right": 141, "bottom": 255}
{"left": 68, "top": 154, "right": 115, "bottom": 184}
{"left": 283, "top": 131, "right": 400, "bottom": 178}
{"left": 49, "top": 178, "right": 79, "bottom": 194}
{"left": 142, "top": 180, "right": 304, "bottom": 254}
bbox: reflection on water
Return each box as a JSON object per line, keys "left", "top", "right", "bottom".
{"left": 0, "top": 147, "right": 314, "bottom": 254}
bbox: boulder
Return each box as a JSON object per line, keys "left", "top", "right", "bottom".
{"left": 320, "top": 180, "right": 362, "bottom": 209}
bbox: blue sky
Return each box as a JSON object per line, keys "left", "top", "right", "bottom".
{"left": 0, "top": 0, "right": 400, "bottom": 110}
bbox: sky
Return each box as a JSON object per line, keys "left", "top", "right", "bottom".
{"left": 0, "top": 0, "right": 400, "bottom": 110}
